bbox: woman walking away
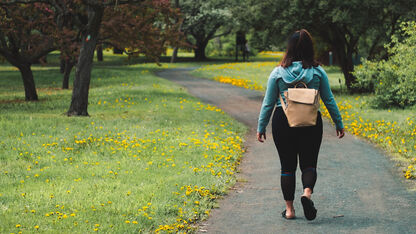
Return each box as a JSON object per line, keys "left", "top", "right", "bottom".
{"left": 256, "top": 29, "right": 345, "bottom": 221}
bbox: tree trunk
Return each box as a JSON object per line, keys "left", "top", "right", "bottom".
{"left": 340, "top": 60, "right": 356, "bottom": 91}
{"left": 215, "top": 37, "right": 222, "bottom": 56}
{"left": 194, "top": 40, "right": 207, "bottom": 61}
{"left": 170, "top": 0, "right": 180, "bottom": 63}
{"left": 170, "top": 47, "right": 178, "bottom": 63}
{"left": 235, "top": 44, "right": 238, "bottom": 61}
{"left": 18, "top": 63, "right": 38, "bottom": 101}
{"left": 67, "top": 6, "right": 104, "bottom": 116}
{"left": 60, "top": 58, "right": 66, "bottom": 73}
{"left": 333, "top": 44, "right": 357, "bottom": 92}
{"left": 62, "top": 59, "right": 74, "bottom": 89}
{"left": 96, "top": 43, "right": 103, "bottom": 61}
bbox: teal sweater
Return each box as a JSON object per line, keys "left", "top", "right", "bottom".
{"left": 257, "top": 61, "right": 344, "bottom": 133}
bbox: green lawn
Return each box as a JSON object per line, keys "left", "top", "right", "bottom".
{"left": 192, "top": 61, "right": 416, "bottom": 181}
{"left": 0, "top": 54, "right": 247, "bottom": 233}
{"left": 192, "top": 61, "right": 346, "bottom": 93}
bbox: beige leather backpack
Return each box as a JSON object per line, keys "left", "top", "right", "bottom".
{"left": 279, "top": 82, "right": 320, "bottom": 127}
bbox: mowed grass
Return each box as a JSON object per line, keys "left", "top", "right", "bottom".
{"left": 0, "top": 57, "right": 247, "bottom": 233}
{"left": 192, "top": 61, "right": 416, "bottom": 182}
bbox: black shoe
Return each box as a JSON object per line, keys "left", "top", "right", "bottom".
{"left": 281, "top": 209, "right": 296, "bottom": 219}
{"left": 301, "top": 196, "right": 317, "bottom": 220}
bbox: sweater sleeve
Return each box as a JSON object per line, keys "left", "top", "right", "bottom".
{"left": 257, "top": 68, "right": 279, "bottom": 133}
{"left": 318, "top": 67, "right": 344, "bottom": 130}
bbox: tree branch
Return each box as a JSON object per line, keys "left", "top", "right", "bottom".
{"left": 29, "top": 44, "right": 56, "bottom": 62}
{"left": 102, "top": 41, "right": 133, "bottom": 55}
{"left": 0, "top": 0, "right": 51, "bottom": 5}
{"left": 80, "top": 0, "right": 145, "bottom": 7}
{"left": 0, "top": 48, "right": 20, "bottom": 67}
{"left": 211, "top": 28, "right": 232, "bottom": 39}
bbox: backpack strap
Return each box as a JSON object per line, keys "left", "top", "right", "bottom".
{"left": 294, "top": 81, "right": 307, "bottom": 88}
{"left": 279, "top": 92, "right": 287, "bottom": 110}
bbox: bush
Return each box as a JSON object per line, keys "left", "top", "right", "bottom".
{"left": 353, "top": 21, "right": 416, "bottom": 108}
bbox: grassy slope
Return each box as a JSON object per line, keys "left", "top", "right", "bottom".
{"left": 191, "top": 58, "right": 416, "bottom": 181}
{"left": 0, "top": 54, "right": 247, "bottom": 233}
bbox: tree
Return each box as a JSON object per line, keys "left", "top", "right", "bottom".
{"left": 62, "top": 0, "right": 183, "bottom": 116}
{"left": 2, "top": 0, "right": 183, "bottom": 109}
{"left": 59, "top": 1, "right": 184, "bottom": 90}
{"left": 179, "top": 0, "right": 235, "bottom": 60}
{"left": 353, "top": 21, "right": 416, "bottom": 107}
{"left": 1, "top": 0, "right": 83, "bottom": 92}
{"left": 55, "top": 6, "right": 81, "bottom": 90}
{"left": 100, "top": 1, "right": 183, "bottom": 62}
{"left": 0, "top": 3, "right": 57, "bottom": 100}
{"left": 170, "top": 0, "right": 180, "bottom": 63}
{"left": 246, "top": 0, "right": 416, "bottom": 91}
{"left": 96, "top": 43, "right": 103, "bottom": 61}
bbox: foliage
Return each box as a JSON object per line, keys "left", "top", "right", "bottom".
{"left": 0, "top": 0, "right": 184, "bottom": 105}
{"left": 0, "top": 3, "right": 60, "bottom": 100}
{"left": 0, "top": 3, "right": 57, "bottom": 63}
{"left": 350, "top": 61, "right": 378, "bottom": 93}
{"left": 244, "top": 0, "right": 416, "bottom": 90}
{"left": 353, "top": 21, "right": 416, "bottom": 108}
{"left": 0, "top": 1, "right": 79, "bottom": 62}
{"left": 101, "top": 0, "right": 185, "bottom": 62}
{"left": 179, "top": 0, "right": 237, "bottom": 59}
{"left": 0, "top": 58, "right": 247, "bottom": 233}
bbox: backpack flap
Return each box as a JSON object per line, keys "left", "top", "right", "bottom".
{"left": 287, "top": 88, "right": 318, "bottom": 105}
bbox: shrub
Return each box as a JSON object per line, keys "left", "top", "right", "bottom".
{"left": 353, "top": 21, "right": 416, "bottom": 108}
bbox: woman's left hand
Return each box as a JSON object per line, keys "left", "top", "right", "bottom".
{"left": 257, "top": 132, "right": 266, "bottom": 142}
{"left": 336, "top": 128, "right": 345, "bottom": 139}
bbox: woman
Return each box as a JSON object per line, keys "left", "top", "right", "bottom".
{"left": 256, "top": 29, "right": 345, "bottom": 221}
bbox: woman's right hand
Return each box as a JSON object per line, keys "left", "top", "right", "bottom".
{"left": 257, "top": 132, "right": 266, "bottom": 142}
{"left": 336, "top": 128, "right": 345, "bottom": 139}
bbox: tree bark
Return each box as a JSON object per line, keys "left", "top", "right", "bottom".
{"left": 340, "top": 59, "right": 356, "bottom": 91}
{"left": 60, "top": 58, "right": 66, "bottom": 73}
{"left": 170, "top": 47, "right": 178, "bottom": 63}
{"left": 194, "top": 40, "right": 208, "bottom": 61}
{"left": 62, "top": 59, "right": 74, "bottom": 89}
{"left": 96, "top": 43, "right": 103, "bottom": 61}
{"left": 170, "top": 0, "right": 180, "bottom": 63}
{"left": 235, "top": 44, "right": 238, "bottom": 61}
{"left": 333, "top": 43, "right": 357, "bottom": 92}
{"left": 18, "top": 63, "right": 38, "bottom": 101}
{"left": 67, "top": 6, "right": 104, "bottom": 116}
{"left": 215, "top": 37, "right": 222, "bottom": 56}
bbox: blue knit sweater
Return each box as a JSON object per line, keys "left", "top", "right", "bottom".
{"left": 257, "top": 61, "right": 344, "bottom": 133}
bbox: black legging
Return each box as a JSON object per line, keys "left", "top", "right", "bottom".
{"left": 272, "top": 106, "right": 323, "bottom": 201}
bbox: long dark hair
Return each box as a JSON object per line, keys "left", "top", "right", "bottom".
{"left": 279, "top": 29, "right": 320, "bottom": 68}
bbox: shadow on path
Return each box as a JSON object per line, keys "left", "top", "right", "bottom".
{"left": 156, "top": 68, "right": 416, "bottom": 234}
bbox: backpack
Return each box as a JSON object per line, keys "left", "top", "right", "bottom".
{"left": 279, "top": 81, "right": 320, "bottom": 127}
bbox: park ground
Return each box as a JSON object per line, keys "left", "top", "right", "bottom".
{"left": 191, "top": 59, "right": 416, "bottom": 181}
{"left": 0, "top": 53, "right": 247, "bottom": 233}
{"left": 0, "top": 51, "right": 415, "bottom": 233}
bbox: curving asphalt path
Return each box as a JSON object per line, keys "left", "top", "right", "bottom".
{"left": 156, "top": 68, "right": 416, "bottom": 234}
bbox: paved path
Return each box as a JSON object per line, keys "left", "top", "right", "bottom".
{"left": 156, "top": 68, "right": 416, "bottom": 234}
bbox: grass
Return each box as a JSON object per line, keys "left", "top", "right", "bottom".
{"left": 192, "top": 61, "right": 347, "bottom": 93}
{"left": 191, "top": 60, "right": 416, "bottom": 181}
{"left": 0, "top": 53, "right": 247, "bottom": 233}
